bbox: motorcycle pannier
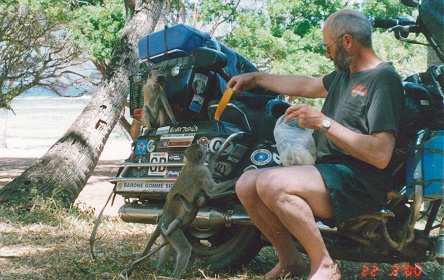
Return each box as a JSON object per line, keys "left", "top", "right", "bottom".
{"left": 406, "top": 130, "right": 444, "bottom": 199}
{"left": 138, "top": 24, "right": 211, "bottom": 63}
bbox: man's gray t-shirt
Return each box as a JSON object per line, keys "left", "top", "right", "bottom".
{"left": 314, "top": 62, "right": 404, "bottom": 163}
{"left": 313, "top": 62, "right": 404, "bottom": 225}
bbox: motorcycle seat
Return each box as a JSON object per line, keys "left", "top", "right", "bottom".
{"left": 208, "top": 97, "right": 291, "bottom": 141}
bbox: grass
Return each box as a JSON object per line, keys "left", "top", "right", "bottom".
{"left": 0, "top": 197, "right": 443, "bottom": 279}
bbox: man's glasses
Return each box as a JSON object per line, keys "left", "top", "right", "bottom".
{"left": 322, "top": 34, "right": 346, "bottom": 54}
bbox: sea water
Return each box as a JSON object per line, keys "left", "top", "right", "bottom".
{"left": 1, "top": 90, "right": 131, "bottom": 159}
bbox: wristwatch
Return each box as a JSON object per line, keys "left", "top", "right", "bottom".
{"left": 320, "top": 117, "right": 332, "bottom": 133}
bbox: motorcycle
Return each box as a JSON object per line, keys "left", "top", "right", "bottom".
{"left": 108, "top": 0, "right": 444, "bottom": 274}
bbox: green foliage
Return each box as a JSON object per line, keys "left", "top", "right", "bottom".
{"left": 198, "top": 0, "right": 240, "bottom": 24}
{"left": 2, "top": 0, "right": 430, "bottom": 105}
{"left": 373, "top": 31, "right": 428, "bottom": 77}
{"left": 218, "top": 0, "right": 428, "bottom": 78}
{"left": 360, "top": 0, "right": 428, "bottom": 78}
{"left": 23, "top": 0, "right": 123, "bottom": 63}
{"left": 223, "top": 11, "right": 284, "bottom": 69}
{"left": 270, "top": 29, "right": 333, "bottom": 76}
{"left": 210, "top": 0, "right": 430, "bottom": 109}
{"left": 361, "top": 0, "right": 416, "bottom": 19}
{"left": 0, "top": 0, "right": 86, "bottom": 106}
{"left": 267, "top": 0, "right": 344, "bottom": 37}
{"left": 69, "top": 0, "right": 125, "bottom": 67}
{"left": 221, "top": 0, "right": 343, "bottom": 75}
{"left": 23, "top": 0, "right": 78, "bottom": 23}
{"left": 0, "top": 89, "right": 19, "bottom": 110}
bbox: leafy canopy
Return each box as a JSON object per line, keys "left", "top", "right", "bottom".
{"left": 1, "top": 0, "right": 428, "bottom": 108}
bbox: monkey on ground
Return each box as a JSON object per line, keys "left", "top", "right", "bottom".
{"left": 140, "top": 69, "right": 178, "bottom": 129}
{"left": 122, "top": 143, "right": 237, "bottom": 278}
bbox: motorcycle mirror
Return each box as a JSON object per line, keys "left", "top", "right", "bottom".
{"left": 192, "top": 47, "right": 228, "bottom": 69}
{"left": 400, "top": 0, "right": 418, "bottom": 8}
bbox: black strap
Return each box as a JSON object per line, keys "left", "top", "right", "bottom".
{"left": 163, "top": 25, "right": 174, "bottom": 59}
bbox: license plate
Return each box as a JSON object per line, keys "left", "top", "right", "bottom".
{"left": 115, "top": 181, "right": 174, "bottom": 192}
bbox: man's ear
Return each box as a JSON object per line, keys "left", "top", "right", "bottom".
{"left": 342, "top": 34, "right": 354, "bottom": 50}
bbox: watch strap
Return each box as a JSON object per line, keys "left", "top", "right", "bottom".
{"left": 320, "top": 117, "right": 332, "bottom": 133}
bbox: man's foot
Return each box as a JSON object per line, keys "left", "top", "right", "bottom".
{"left": 265, "top": 261, "right": 308, "bottom": 280}
{"left": 307, "top": 261, "right": 341, "bottom": 280}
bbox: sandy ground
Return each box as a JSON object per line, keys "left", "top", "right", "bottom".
{"left": 0, "top": 140, "right": 130, "bottom": 216}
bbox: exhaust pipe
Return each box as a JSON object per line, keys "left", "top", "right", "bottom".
{"left": 118, "top": 203, "right": 253, "bottom": 228}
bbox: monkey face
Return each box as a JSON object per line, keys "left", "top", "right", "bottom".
{"left": 147, "top": 69, "right": 166, "bottom": 87}
{"left": 184, "top": 143, "right": 207, "bottom": 165}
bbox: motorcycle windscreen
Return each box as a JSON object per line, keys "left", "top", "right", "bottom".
{"left": 420, "top": 0, "right": 444, "bottom": 51}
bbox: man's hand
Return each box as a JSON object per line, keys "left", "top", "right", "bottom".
{"left": 227, "top": 73, "right": 258, "bottom": 93}
{"left": 284, "top": 104, "right": 325, "bottom": 130}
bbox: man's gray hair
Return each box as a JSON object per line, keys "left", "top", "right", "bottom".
{"left": 330, "top": 12, "right": 373, "bottom": 48}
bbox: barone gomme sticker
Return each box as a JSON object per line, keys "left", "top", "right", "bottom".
{"left": 116, "top": 182, "right": 174, "bottom": 192}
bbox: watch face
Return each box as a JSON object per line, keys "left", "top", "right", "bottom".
{"left": 321, "top": 118, "right": 331, "bottom": 133}
{"left": 322, "top": 119, "right": 331, "bottom": 127}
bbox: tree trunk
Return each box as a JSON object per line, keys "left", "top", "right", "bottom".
{"left": 0, "top": 0, "right": 165, "bottom": 205}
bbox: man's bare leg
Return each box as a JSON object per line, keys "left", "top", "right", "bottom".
{"left": 256, "top": 165, "right": 341, "bottom": 279}
{"left": 236, "top": 168, "right": 308, "bottom": 279}
{"left": 236, "top": 166, "right": 341, "bottom": 279}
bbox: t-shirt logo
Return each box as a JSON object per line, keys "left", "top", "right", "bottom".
{"left": 351, "top": 84, "right": 368, "bottom": 97}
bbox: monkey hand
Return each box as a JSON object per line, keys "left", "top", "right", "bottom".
{"left": 206, "top": 177, "right": 239, "bottom": 197}
{"left": 161, "top": 219, "right": 181, "bottom": 236}
{"left": 195, "top": 191, "right": 208, "bottom": 207}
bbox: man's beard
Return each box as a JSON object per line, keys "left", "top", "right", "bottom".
{"left": 334, "top": 44, "right": 353, "bottom": 72}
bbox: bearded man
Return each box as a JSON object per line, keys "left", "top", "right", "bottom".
{"left": 227, "top": 9, "right": 404, "bottom": 280}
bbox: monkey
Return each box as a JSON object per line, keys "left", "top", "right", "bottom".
{"left": 123, "top": 0, "right": 135, "bottom": 21}
{"left": 122, "top": 143, "right": 237, "bottom": 278}
{"left": 124, "top": 0, "right": 144, "bottom": 21}
{"left": 140, "top": 69, "right": 178, "bottom": 129}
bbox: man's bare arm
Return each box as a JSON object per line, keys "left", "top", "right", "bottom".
{"left": 324, "top": 121, "right": 396, "bottom": 169}
{"left": 286, "top": 104, "right": 396, "bottom": 169}
{"left": 227, "top": 72, "right": 328, "bottom": 98}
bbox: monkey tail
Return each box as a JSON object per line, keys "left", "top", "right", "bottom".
{"left": 133, "top": 225, "right": 168, "bottom": 266}
{"left": 141, "top": 225, "right": 161, "bottom": 257}
{"left": 121, "top": 225, "right": 167, "bottom": 277}
{"left": 90, "top": 191, "right": 115, "bottom": 261}
{"left": 131, "top": 239, "right": 169, "bottom": 267}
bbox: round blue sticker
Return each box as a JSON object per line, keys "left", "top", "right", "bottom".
{"left": 250, "top": 149, "right": 272, "bottom": 166}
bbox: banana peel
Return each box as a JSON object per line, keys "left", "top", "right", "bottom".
{"left": 214, "top": 88, "right": 234, "bottom": 121}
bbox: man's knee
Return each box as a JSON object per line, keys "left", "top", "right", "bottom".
{"left": 256, "top": 170, "right": 281, "bottom": 198}
{"left": 235, "top": 170, "right": 256, "bottom": 201}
